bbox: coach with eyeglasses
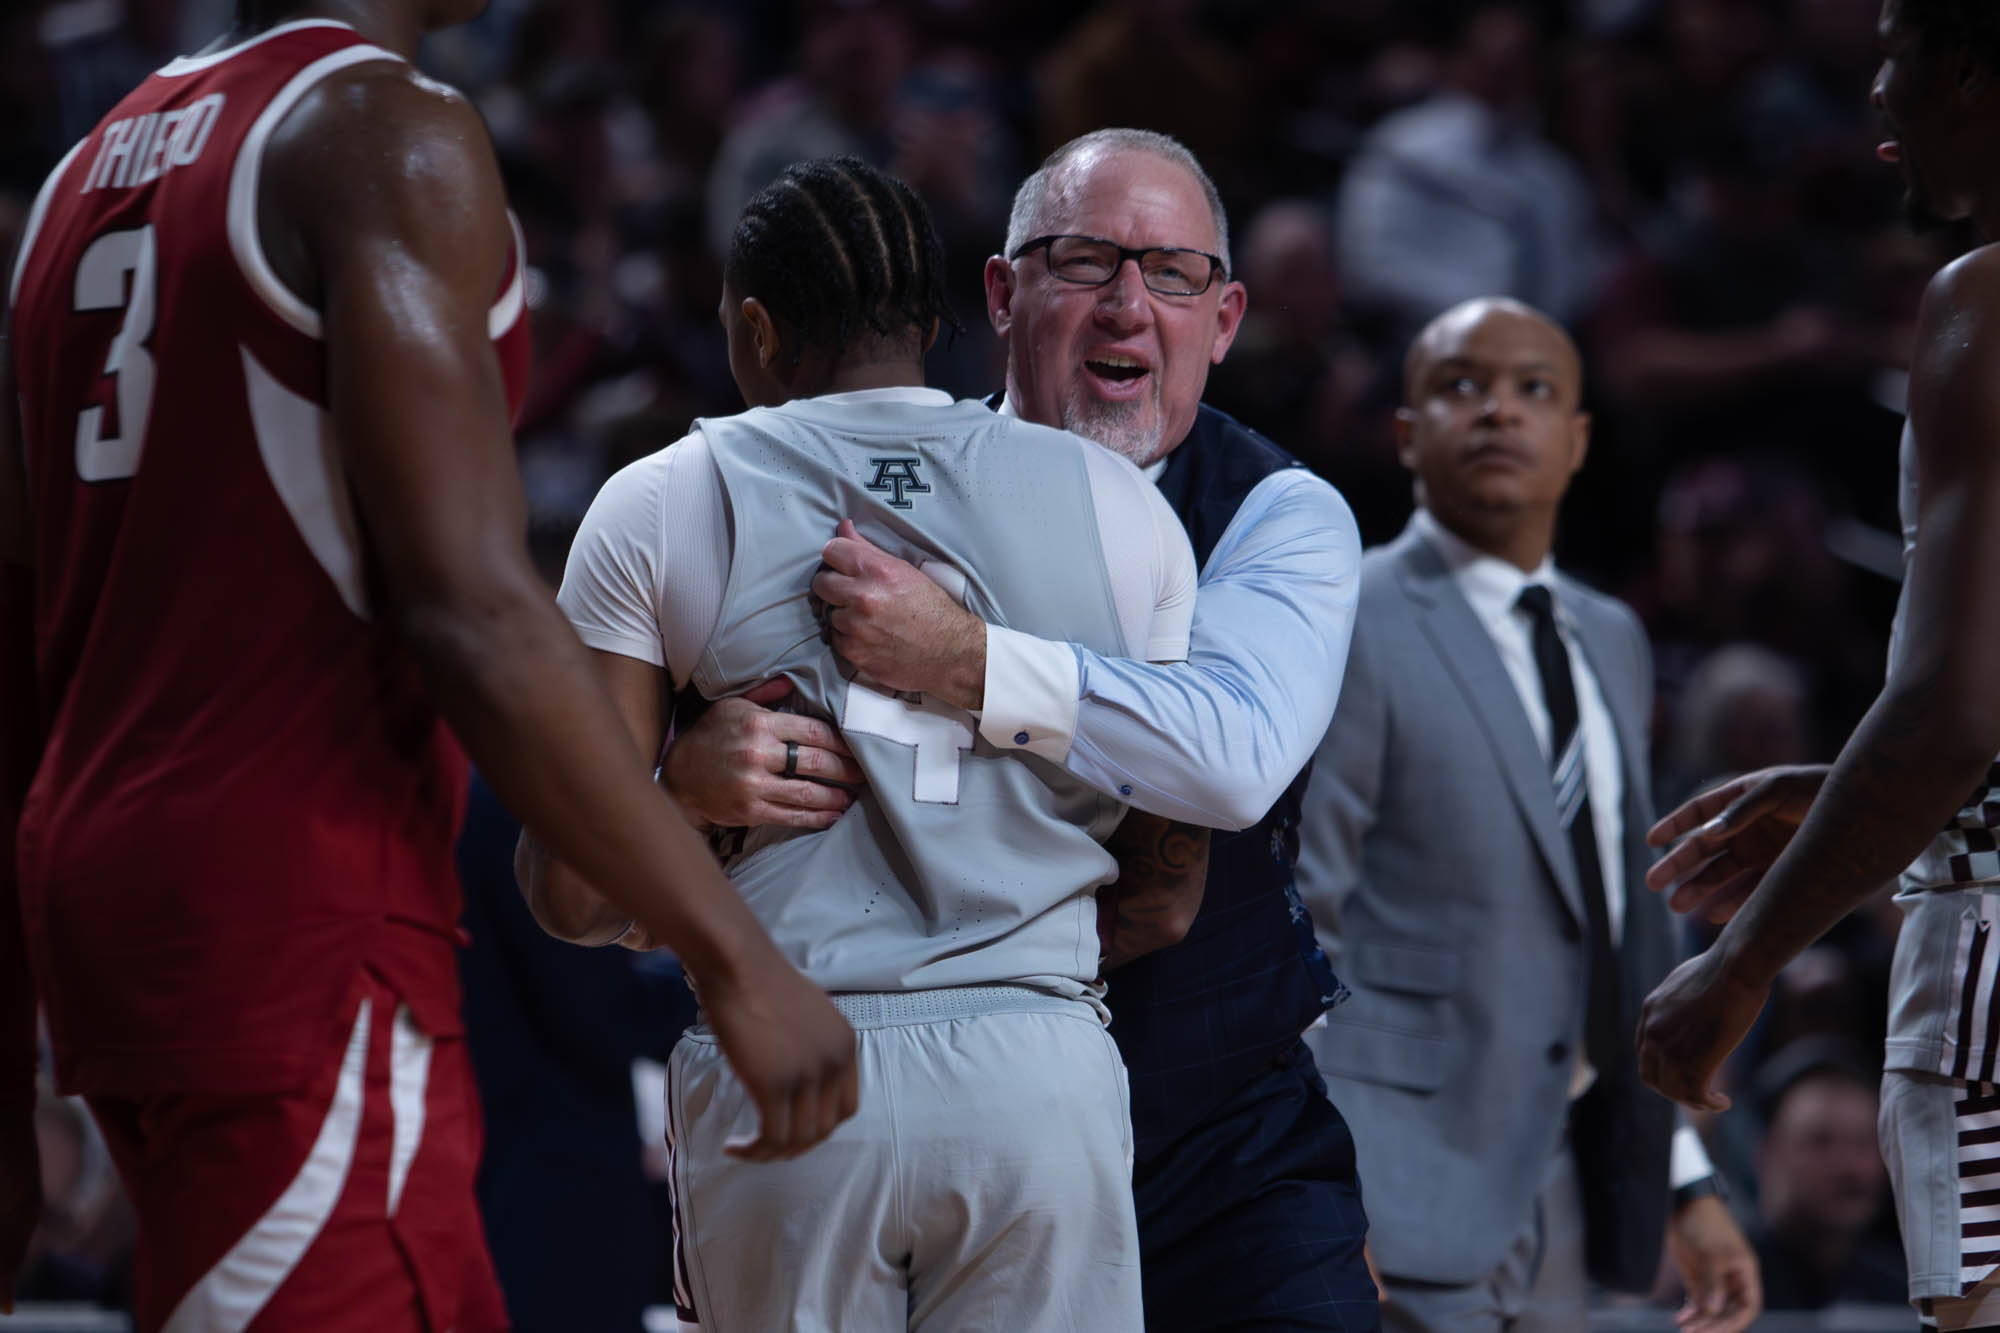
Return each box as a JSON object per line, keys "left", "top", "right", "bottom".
{"left": 787, "top": 128, "right": 1378, "bottom": 1330}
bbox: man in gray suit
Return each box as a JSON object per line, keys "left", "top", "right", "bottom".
{"left": 1295, "top": 297, "right": 1760, "bottom": 1332}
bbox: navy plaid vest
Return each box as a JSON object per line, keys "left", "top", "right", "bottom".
{"left": 1107, "top": 404, "right": 1348, "bottom": 1162}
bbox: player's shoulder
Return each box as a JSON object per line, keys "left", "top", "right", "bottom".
{"left": 265, "top": 56, "right": 505, "bottom": 266}
{"left": 267, "top": 56, "right": 491, "bottom": 195}
{"left": 982, "top": 411, "right": 1153, "bottom": 494}
{"left": 605, "top": 427, "right": 709, "bottom": 493}
{"left": 574, "top": 429, "right": 702, "bottom": 532}
{"left": 1915, "top": 244, "right": 2000, "bottom": 374}
{"left": 1909, "top": 244, "right": 2000, "bottom": 459}
{"left": 1924, "top": 241, "right": 2000, "bottom": 312}
{"left": 986, "top": 408, "right": 1095, "bottom": 456}
{"left": 288, "top": 55, "right": 477, "bottom": 131}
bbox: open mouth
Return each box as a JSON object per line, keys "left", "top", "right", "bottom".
{"left": 1086, "top": 355, "right": 1148, "bottom": 382}
{"left": 1878, "top": 139, "right": 1902, "bottom": 163}
{"left": 1083, "top": 354, "right": 1152, "bottom": 400}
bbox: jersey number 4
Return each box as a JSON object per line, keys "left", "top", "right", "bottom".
{"left": 73, "top": 224, "right": 158, "bottom": 482}
{"left": 839, "top": 560, "right": 975, "bottom": 804}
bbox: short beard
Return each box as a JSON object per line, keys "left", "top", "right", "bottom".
{"left": 1061, "top": 382, "right": 1166, "bottom": 467}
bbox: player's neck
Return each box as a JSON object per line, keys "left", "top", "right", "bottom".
{"left": 230, "top": 1, "right": 421, "bottom": 59}
{"left": 818, "top": 358, "right": 928, "bottom": 396}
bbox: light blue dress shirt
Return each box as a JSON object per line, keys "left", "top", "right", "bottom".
{"left": 980, "top": 465, "right": 1362, "bottom": 831}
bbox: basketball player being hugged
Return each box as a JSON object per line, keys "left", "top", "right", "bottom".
{"left": 518, "top": 157, "right": 1205, "bottom": 1333}
{"left": 0, "top": 1, "right": 859, "bottom": 1326}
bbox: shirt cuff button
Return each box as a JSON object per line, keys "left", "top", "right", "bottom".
{"left": 1119, "top": 784, "right": 1133, "bottom": 796}
{"left": 1014, "top": 731, "right": 1031, "bottom": 745}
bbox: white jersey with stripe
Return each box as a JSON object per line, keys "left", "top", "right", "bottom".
{"left": 1886, "top": 424, "right": 2000, "bottom": 1078}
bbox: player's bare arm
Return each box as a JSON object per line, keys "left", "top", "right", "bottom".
{"left": 1100, "top": 811, "right": 1210, "bottom": 970}
{"left": 1639, "top": 247, "right": 2000, "bottom": 1111}
{"left": 0, "top": 297, "right": 43, "bottom": 1314}
{"left": 512, "top": 649, "right": 672, "bottom": 943}
{"left": 275, "top": 64, "right": 854, "bottom": 1159}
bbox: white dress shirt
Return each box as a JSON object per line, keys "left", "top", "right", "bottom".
{"left": 1412, "top": 508, "right": 1626, "bottom": 944}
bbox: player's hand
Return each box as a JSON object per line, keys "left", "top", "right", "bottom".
{"left": 662, "top": 679, "right": 863, "bottom": 832}
{"left": 699, "top": 955, "right": 858, "bottom": 1162}
{"left": 1636, "top": 947, "right": 1770, "bottom": 1112}
{"left": 0, "top": 1100, "right": 42, "bottom": 1315}
{"left": 1646, "top": 765, "right": 1829, "bottom": 922}
{"left": 814, "top": 520, "right": 986, "bottom": 711}
{"left": 1666, "top": 1192, "right": 1762, "bottom": 1333}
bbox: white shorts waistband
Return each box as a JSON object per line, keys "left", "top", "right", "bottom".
{"left": 827, "top": 984, "right": 1088, "bottom": 1028}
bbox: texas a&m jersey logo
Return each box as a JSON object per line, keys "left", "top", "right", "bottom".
{"left": 864, "top": 457, "right": 930, "bottom": 508}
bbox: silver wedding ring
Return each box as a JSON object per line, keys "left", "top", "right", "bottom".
{"left": 783, "top": 739, "right": 800, "bottom": 780}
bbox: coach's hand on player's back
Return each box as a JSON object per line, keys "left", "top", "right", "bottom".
{"left": 701, "top": 954, "right": 860, "bottom": 1160}
{"left": 816, "top": 520, "right": 986, "bottom": 711}
{"left": 665, "top": 679, "right": 864, "bottom": 831}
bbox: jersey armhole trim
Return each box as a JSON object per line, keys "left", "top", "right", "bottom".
{"left": 158, "top": 19, "right": 361, "bottom": 77}
{"left": 226, "top": 42, "right": 405, "bottom": 340}
{"left": 9, "top": 139, "right": 87, "bottom": 307}
{"left": 489, "top": 212, "right": 526, "bottom": 339}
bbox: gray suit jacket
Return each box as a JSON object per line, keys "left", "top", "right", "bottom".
{"left": 1296, "top": 519, "right": 1675, "bottom": 1293}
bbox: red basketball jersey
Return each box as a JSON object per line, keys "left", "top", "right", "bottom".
{"left": 9, "top": 19, "right": 532, "bottom": 1096}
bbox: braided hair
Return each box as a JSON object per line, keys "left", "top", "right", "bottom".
{"left": 726, "top": 157, "right": 962, "bottom": 363}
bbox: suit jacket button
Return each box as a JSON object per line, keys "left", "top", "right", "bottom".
{"left": 1547, "top": 1042, "right": 1569, "bottom": 1064}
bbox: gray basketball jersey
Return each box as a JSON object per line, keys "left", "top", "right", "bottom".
{"left": 691, "top": 394, "right": 1135, "bottom": 1004}
{"left": 1885, "top": 422, "right": 2000, "bottom": 1077}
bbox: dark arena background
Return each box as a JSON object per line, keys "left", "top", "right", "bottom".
{"left": 0, "top": 0, "right": 1940, "bottom": 1328}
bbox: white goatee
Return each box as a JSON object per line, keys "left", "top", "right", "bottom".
{"left": 1062, "top": 381, "right": 1165, "bottom": 468}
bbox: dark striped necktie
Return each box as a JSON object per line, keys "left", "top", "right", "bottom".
{"left": 1518, "top": 584, "right": 1623, "bottom": 1077}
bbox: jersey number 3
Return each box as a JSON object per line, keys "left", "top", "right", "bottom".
{"left": 73, "top": 224, "right": 158, "bottom": 482}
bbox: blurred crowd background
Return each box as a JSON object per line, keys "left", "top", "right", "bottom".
{"left": 0, "top": 0, "right": 1943, "bottom": 1324}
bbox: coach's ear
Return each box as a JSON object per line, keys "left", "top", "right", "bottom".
{"left": 985, "top": 255, "right": 1017, "bottom": 340}
{"left": 1208, "top": 278, "right": 1247, "bottom": 365}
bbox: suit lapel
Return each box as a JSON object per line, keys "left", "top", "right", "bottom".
{"left": 1393, "top": 528, "right": 1586, "bottom": 926}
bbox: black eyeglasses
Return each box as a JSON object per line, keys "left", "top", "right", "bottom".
{"left": 1009, "top": 234, "right": 1227, "bottom": 297}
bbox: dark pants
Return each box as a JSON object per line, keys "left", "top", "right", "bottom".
{"left": 1134, "top": 1039, "right": 1381, "bottom": 1332}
